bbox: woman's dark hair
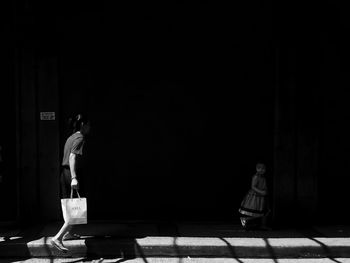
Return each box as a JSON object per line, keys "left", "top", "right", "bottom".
{"left": 68, "top": 113, "right": 89, "bottom": 133}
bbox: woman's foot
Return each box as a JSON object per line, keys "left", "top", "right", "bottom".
{"left": 50, "top": 238, "right": 68, "bottom": 252}
{"left": 63, "top": 232, "right": 81, "bottom": 240}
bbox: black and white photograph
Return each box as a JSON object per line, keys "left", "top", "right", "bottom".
{"left": 1, "top": 0, "right": 350, "bottom": 262}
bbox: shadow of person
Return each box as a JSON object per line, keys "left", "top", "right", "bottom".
{"left": 0, "top": 222, "right": 140, "bottom": 261}
{"left": 0, "top": 224, "right": 56, "bottom": 262}
{"left": 83, "top": 236, "right": 138, "bottom": 262}
{"left": 65, "top": 222, "right": 147, "bottom": 262}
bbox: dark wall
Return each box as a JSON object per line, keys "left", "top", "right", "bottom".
{"left": 11, "top": 0, "right": 61, "bottom": 224}
{"left": 317, "top": 2, "right": 350, "bottom": 224}
{"left": 57, "top": 2, "right": 275, "bottom": 220}
{"left": 12, "top": 0, "right": 350, "bottom": 224}
{"left": 0, "top": 1, "right": 17, "bottom": 222}
{"left": 272, "top": 0, "right": 350, "bottom": 224}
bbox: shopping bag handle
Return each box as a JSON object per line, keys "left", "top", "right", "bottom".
{"left": 70, "top": 188, "right": 81, "bottom": 199}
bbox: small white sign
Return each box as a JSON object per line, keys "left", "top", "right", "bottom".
{"left": 40, "top": 112, "right": 55, "bottom": 120}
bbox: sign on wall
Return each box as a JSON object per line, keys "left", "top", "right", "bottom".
{"left": 40, "top": 112, "right": 56, "bottom": 121}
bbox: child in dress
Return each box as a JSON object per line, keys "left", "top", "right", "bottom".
{"left": 238, "top": 162, "right": 271, "bottom": 230}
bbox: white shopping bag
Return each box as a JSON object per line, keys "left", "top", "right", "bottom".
{"left": 61, "top": 189, "right": 87, "bottom": 225}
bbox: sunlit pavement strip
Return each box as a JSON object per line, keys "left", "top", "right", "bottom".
{"left": 26, "top": 236, "right": 350, "bottom": 247}
{"left": 3, "top": 225, "right": 350, "bottom": 260}
{"left": 0, "top": 236, "right": 348, "bottom": 258}
{"left": 16, "top": 236, "right": 350, "bottom": 259}
{"left": 22, "top": 236, "right": 350, "bottom": 248}
{"left": 133, "top": 237, "right": 350, "bottom": 258}
{"left": 136, "top": 236, "right": 350, "bottom": 247}
{"left": 0, "top": 236, "right": 23, "bottom": 242}
{"left": 4, "top": 258, "right": 350, "bottom": 263}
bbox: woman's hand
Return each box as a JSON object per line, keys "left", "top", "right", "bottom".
{"left": 71, "top": 178, "right": 79, "bottom": 189}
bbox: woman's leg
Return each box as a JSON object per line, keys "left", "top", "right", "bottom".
{"left": 51, "top": 223, "right": 71, "bottom": 252}
{"left": 54, "top": 223, "right": 72, "bottom": 241}
{"left": 51, "top": 169, "right": 72, "bottom": 252}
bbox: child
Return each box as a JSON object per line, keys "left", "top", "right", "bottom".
{"left": 238, "top": 162, "right": 271, "bottom": 230}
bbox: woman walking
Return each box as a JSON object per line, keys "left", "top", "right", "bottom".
{"left": 51, "top": 113, "right": 90, "bottom": 252}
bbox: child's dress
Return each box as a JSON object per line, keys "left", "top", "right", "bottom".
{"left": 239, "top": 174, "right": 269, "bottom": 218}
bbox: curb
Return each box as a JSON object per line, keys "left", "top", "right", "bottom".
{"left": 1, "top": 236, "right": 350, "bottom": 259}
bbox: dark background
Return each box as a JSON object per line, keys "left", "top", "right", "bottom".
{"left": 56, "top": 2, "right": 275, "bottom": 220}
{"left": 1, "top": 0, "right": 350, "bottom": 222}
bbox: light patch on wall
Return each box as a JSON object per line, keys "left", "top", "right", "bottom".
{"left": 40, "top": 112, "right": 55, "bottom": 121}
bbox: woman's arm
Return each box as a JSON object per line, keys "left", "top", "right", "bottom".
{"left": 251, "top": 175, "right": 266, "bottom": 195}
{"left": 69, "top": 153, "right": 77, "bottom": 178}
{"left": 69, "top": 153, "right": 79, "bottom": 189}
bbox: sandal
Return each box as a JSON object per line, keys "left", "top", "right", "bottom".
{"left": 50, "top": 238, "right": 68, "bottom": 252}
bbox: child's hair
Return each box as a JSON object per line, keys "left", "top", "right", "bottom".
{"left": 256, "top": 162, "right": 266, "bottom": 170}
{"left": 68, "top": 113, "right": 89, "bottom": 133}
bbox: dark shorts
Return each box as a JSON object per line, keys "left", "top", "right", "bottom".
{"left": 60, "top": 167, "right": 72, "bottom": 199}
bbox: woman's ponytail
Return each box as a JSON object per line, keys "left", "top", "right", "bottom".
{"left": 68, "top": 113, "right": 89, "bottom": 133}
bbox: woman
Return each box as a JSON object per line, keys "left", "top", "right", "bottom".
{"left": 51, "top": 114, "right": 90, "bottom": 252}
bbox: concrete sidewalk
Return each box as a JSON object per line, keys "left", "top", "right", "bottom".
{"left": 0, "top": 222, "right": 350, "bottom": 259}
